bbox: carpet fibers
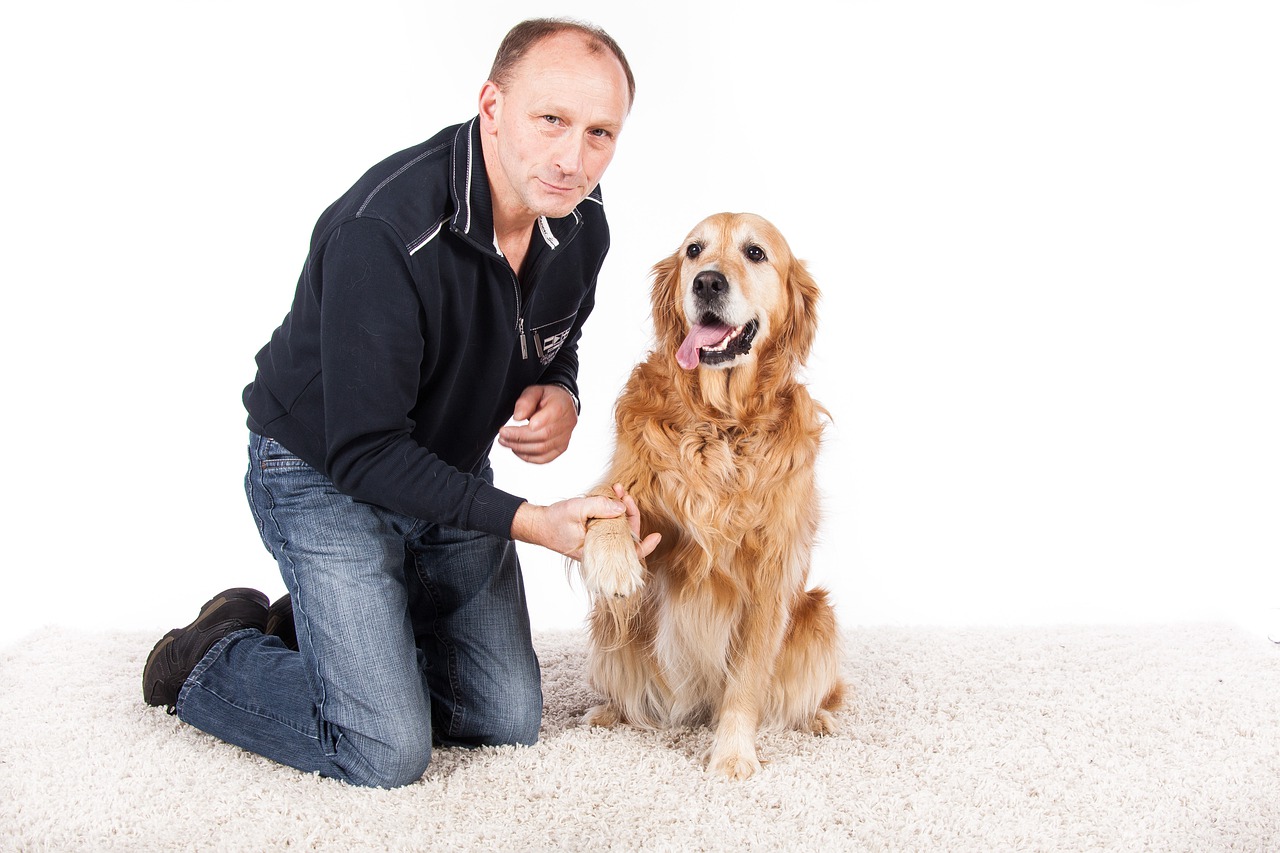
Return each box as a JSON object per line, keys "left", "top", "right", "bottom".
{"left": 2, "top": 624, "right": 1277, "bottom": 851}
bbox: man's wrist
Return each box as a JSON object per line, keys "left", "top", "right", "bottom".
{"left": 548, "top": 382, "right": 581, "bottom": 415}
{"left": 510, "top": 501, "right": 541, "bottom": 544}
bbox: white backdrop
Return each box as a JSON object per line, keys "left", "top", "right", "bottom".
{"left": 3, "top": 1, "right": 1277, "bottom": 647}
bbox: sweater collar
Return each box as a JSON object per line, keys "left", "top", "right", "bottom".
{"left": 448, "top": 117, "right": 598, "bottom": 257}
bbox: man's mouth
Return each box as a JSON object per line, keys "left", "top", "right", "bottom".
{"left": 676, "top": 316, "right": 759, "bottom": 370}
{"left": 539, "top": 178, "right": 580, "bottom": 194}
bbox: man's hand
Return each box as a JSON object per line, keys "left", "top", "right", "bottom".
{"left": 511, "top": 484, "right": 661, "bottom": 562}
{"left": 497, "top": 385, "right": 577, "bottom": 464}
{"left": 611, "top": 484, "right": 662, "bottom": 560}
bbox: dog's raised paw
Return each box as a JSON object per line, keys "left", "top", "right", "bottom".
{"left": 581, "top": 518, "right": 645, "bottom": 598}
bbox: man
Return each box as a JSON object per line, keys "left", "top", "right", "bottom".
{"left": 142, "top": 18, "right": 658, "bottom": 789}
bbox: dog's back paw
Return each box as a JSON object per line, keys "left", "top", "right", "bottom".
{"left": 808, "top": 708, "right": 838, "bottom": 736}
{"left": 584, "top": 703, "right": 624, "bottom": 728}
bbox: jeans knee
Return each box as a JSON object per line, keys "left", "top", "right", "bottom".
{"left": 513, "top": 671, "right": 544, "bottom": 744}
{"left": 476, "top": 686, "right": 543, "bottom": 747}
{"left": 503, "top": 702, "right": 543, "bottom": 747}
{"left": 352, "top": 728, "right": 433, "bottom": 789}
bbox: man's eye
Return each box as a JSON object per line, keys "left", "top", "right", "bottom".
{"left": 542, "top": 115, "right": 561, "bottom": 125}
{"left": 745, "top": 245, "right": 766, "bottom": 263}
{"left": 686, "top": 243, "right": 702, "bottom": 259}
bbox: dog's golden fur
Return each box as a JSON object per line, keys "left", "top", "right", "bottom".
{"left": 580, "top": 212, "right": 844, "bottom": 780}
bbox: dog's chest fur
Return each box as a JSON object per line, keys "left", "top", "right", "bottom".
{"left": 620, "top": 364, "right": 822, "bottom": 555}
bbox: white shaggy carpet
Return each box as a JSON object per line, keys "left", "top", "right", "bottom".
{"left": 2, "top": 625, "right": 1278, "bottom": 852}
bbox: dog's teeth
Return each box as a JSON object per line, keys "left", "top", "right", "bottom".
{"left": 703, "top": 325, "right": 743, "bottom": 354}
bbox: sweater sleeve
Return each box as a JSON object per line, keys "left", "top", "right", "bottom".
{"left": 317, "top": 216, "right": 525, "bottom": 537}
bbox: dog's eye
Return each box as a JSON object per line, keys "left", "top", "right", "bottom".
{"left": 744, "top": 245, "right": 767, "bottom": 263}
{"left": 686, "top": 243, "right": 702, "bottom": 259}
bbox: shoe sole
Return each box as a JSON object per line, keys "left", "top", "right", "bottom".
{"left": 143, "top": 588, "right": 270, "bottom": 707}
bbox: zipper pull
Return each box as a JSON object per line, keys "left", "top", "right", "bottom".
{"left": 518, "top": 317, "right": 528, "bottom": 360}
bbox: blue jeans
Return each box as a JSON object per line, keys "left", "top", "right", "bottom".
{"left": 176, "top": 432, "right": 542, "bottom": 788}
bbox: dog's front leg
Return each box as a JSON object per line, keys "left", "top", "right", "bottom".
{"left": 579, "top": 488, "right": 646, "bottom": 599}
{"left": 707, "top": 590, "right": 789, "bottom": 780}
{"left": 707, "top": 706, "right": 764, "bottom": 780}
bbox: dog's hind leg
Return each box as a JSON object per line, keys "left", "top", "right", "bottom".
{"left": 769, "top": 587, "right": 845, "bottom": 734}
{"left": 583, "top": 702, "right": 625, "bottom": 728}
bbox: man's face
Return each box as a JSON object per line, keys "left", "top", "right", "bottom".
{"left": 479, "top": 32, "right": 630, "bottom": 224}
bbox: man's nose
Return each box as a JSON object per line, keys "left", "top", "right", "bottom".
{"left": 553, "top": 135, "right": 585, "bottom": 175}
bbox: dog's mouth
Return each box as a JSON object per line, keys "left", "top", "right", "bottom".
{"left": 676, "top": 316, "right": 759, "bottom": 370}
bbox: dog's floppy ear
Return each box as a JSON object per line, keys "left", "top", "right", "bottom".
{"left": 777, "top": 257, "right": 821, "bottom": 364}
{"left": 649, "top": 248, "right": 685, "bottom": 355}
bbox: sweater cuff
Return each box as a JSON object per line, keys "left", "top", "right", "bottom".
{"left": 466, "top": 480, "right": 528, "bottom": 539}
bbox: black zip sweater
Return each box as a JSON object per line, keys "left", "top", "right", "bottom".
{"left": 243, "top": 118, "right": 608, "bottom": 538}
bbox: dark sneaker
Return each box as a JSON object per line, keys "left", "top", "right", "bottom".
{"left": 264, "top": 593, "right": 298, "bottom": 651}
{"left": 142, "top": 588, "right": 270, "bottom": 708}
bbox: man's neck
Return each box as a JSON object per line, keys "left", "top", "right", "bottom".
{"left": 479, "top": 135, "right": 537, "bottom": 273}
{"left": 493, "top": 214, "right": 535, "bottom": 251}
{"left": 492, "top": 215, "right": 534, "bottom": 282}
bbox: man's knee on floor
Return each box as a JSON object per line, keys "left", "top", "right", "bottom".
{"left": 352, "top": 727, "right": 433, "bottom": 789}
{"left": 501, "top": 700, "right": 543, "bottom": 746}
{"left": 469, "top": 687, "right": 543, "bottom": 747}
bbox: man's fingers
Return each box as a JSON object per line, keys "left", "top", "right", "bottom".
{"left": 511, "top": 386, "right": 541, "bottom": 422}
{"left": 585, "top": 496, "right": 626, "bottom": 519}
{"left": 499, "top": 423, "right": 553, "bottom": 452}
{"left": 612, "top": 484, "right": 644, "bottom": 536}
{"left": 500, "top": 431, "right": 569, "bottom": 464}
{"left": 501, "top": 420, "right": 543, "bottom": 442}
{"left": 638, "top": 532, "right": 661, "bottom": 559}
{"left": 606, "top": 483, "right": 658, "bottom": 558}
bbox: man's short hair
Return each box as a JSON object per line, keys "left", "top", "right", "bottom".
{"left": 488, "top": 18, "right": 636, "bottom": 110}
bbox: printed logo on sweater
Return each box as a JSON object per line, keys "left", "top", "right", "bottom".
{"left": 531, "top": 314, "right": 577, "bottom": 365}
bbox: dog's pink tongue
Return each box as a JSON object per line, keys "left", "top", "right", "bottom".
{"left": 676, "top": 323, "right": 733, "bottom": 370}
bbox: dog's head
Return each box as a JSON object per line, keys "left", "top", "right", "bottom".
{"left": 651, "top": 212, "right": 819, "bottom": 373}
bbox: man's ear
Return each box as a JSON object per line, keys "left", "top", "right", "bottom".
{"left": 478, "top": 81, "right": 502, "bottom": 134}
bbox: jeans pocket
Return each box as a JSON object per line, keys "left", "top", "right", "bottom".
{"left": 256, "top": 436, "right": 312, "bottom": 473}
{"left": 246, "top": 433, "right": 322, "bottom": 555}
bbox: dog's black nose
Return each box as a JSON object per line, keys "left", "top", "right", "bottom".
{"left": 692, "top": 270, "right": 728, "bottom": 298}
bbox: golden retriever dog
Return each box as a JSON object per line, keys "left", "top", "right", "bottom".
{"left": 579, "top": 212, "right": 844, "bottom": 780}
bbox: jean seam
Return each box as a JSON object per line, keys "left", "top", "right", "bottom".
{"left": 255, "top": 454, "right": 328, "bottom": 744}
{"left": 184, "top": 660, "right": 323, "bottom": 741}
{"left": 186, "top": 682, "right": 326, "bottom": 745}
{"left": 182, "top": 659, "right": 379, "bottom": 784}
{"left": 176, "top": 628, "right": 258, "bottom": 716}
{"left": 413, "top": 554, "right": 465, "bottom": 739}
